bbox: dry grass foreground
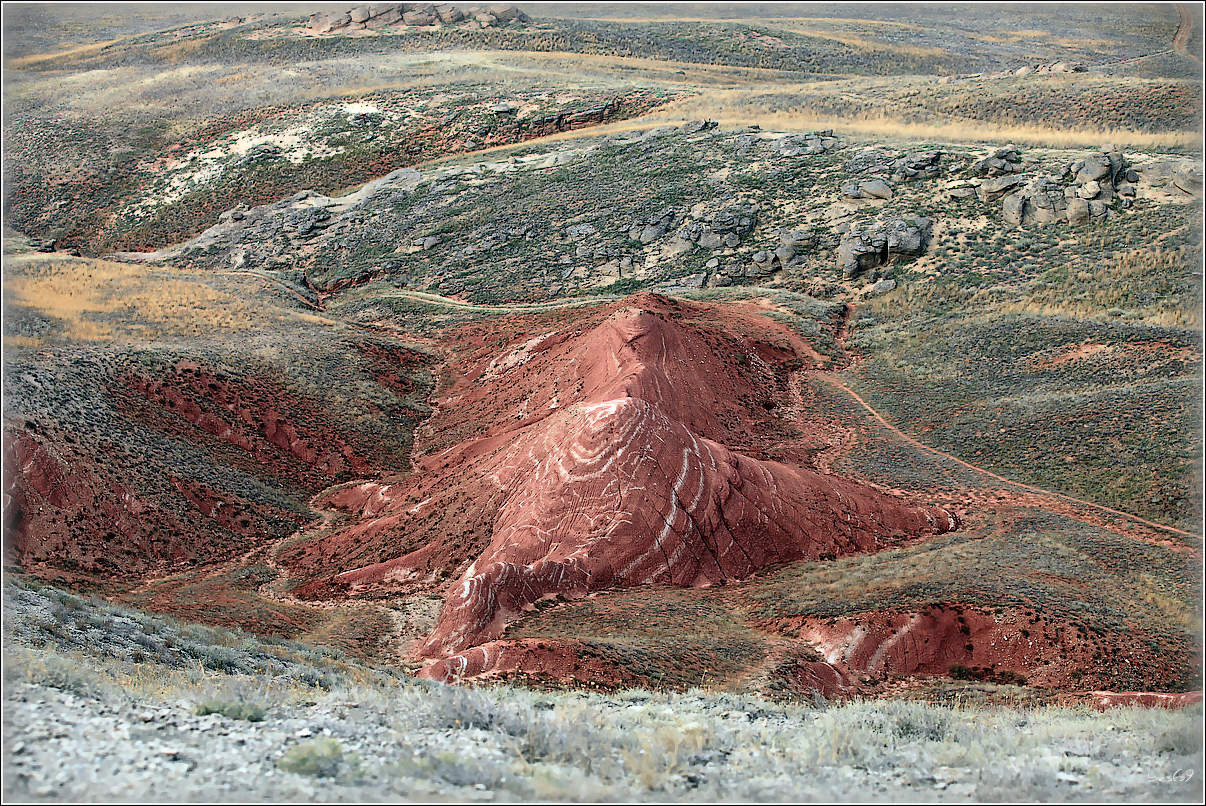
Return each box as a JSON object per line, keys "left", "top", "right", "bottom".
{"left": 4, "top": 579, "right": 1203, "bottom": 802}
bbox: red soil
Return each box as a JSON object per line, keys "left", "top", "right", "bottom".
{"left": 280, "top": 294, "right": 958, "bottom": 672}
{"left": 7, "top": 290, "right": 1193, "bottom": 699}
{"left": 4, "top": 424, "right": 295, "bottom": 579}
{"left": 780, "top": 603, "right": 1191, "bottom": 691}
{"left": 4, "top": 352, "right": 428, "bottom": 581}
{"left": 120, "top": 360, "right": 381, "bottom": 483}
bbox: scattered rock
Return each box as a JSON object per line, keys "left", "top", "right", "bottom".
{"left": 942, "top": 179, "right": 979, "bottom": 200}
{"left": 995, "top": 148, "right": 1131, "bottom": 225}
{"left": 978, "top": 174, "right": 1026, "bottom": 199}
{"left": 1064, "top": 197, "right": 1090, "bottom": 224}
{"left": 1172, "top": 167, "right": 1203, "bottom": 195}
{"left": 402, "top": 9, "right": 436, "bottom": 25}
{"left": 306, "top": 3, "right": 528, "bottom": 33}
{"left": 488, "top": 4, "right": 525, "bottom": 22}
{"left": 776, "top": 131, "right": 838, "bottom": 157}
{"left": 970, "top": 145, "right": 1023, "bottom": 177}
{"left": 845, "top": 149, "right": 942, "bottom": 183}
{"left": 436, "top": 5, "right": 464, "bottom": 24}
{"left": 1130, "top": 159, "right": 1203, "bottom": 198}
{"left": 1075, "top": 180, "right": 1100, "bottom": 200}
{"left": 865, "top": 277, "right": 897, "bottom": 296}
{"left": 682, "top": 119, "right": 719, "bottom": 134}
{"left": 960, "top": 60, "right": 1086, "bottom": 79}
{"left": 745, "top": 229, "right": 817, "bottom": 276}
{"left": 639, "top": 224, "right": 667, "bottom": 244}
{"left": 837, "top": 217, "right": 931, "bottom": 279}
{"left": 661, "top": 202, "right": 757, "bottom": 252}
{"left": 841, "top": 177, "right": 894, "bottom": 200}
{"left": 564, "top": 223, "right": 597, "bottom": 240}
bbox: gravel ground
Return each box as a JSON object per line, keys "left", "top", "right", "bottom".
{"left": 3, "top": 580, "right": 1202, "bottom": 803}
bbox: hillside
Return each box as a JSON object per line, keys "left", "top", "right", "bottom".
{"left": 2, "top": 4, "right": 1203, "bottom": 800}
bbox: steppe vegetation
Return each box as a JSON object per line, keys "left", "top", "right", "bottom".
{"left": 2, "top": 2, "right": 1203, "bottom": 800}
{"left": 3, "top": 238, "right": 435, "bottom": 585}
{"left": 511, "top": 509, "right": 1199, "bottom": 695}
{"left": 4, "top": 580, "right": 1202, "bottom": 802}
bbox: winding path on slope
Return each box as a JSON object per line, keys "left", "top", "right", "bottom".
{"left": 1088, "top": 4, "right": 1198, "bottom": 70}
{"left": 811, "top": 372, "right": 1199, "bottom": 541}
{"left": 1174, "top": 4, "right": 1202, "bottom": 64}
{"left": 816, "top": 300, "right": 1198, "bottom": 542}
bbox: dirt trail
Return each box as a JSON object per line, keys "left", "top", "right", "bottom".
{"left": 1089, "top": 4, "right": 1197, "bottom": 69}
{"left": 813, "top": 372, "right": 1199, "bottom": 541}
{"left": 1174, "top": 4, "right": 1201, "bottom": 63}
{"left": 359, "top": 289, "right": 618, "bottom": 313}
{"left": 815, "top": 302, "right": 1199, "bottom": 542}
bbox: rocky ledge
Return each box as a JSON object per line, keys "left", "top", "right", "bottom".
{"left": 306, "top": 4, "right": 528, "bottom": 34}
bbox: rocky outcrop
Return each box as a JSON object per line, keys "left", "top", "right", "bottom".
{"left": 525, "top": 98, "right": 623, "bottom": 135}
{"left": 306, "top": 4, "right": 528, "bottom": 33}
{"left": 775, "top": 131, "right": 839, "bottom": 157}
{"left": 682, "top": 119, "right": 719, "bottom": 135}
{"left": 938, "top": 61, "right": 1086, "bottom": 83}
{"left": 962, "top": 145, "right": 1150, "bottom": 226}
{"left": 745, "top": 229, "right": 816, "bottom": 278}
{"left": 628, "top": 207, "right": 680, "bottom": 245}
{"left": 969, "top": 145, "right": 1024, "bottom": 177}
{"left": 1130, "top": 158, "right": 1203, "bottom": 199}
{"left": 844, "top": 149, "right": 943, "bottom": 183}
{"left": 1011, "top": 60, "right": 1087, "bottom": 76}
{"left": 837, "top": 217, "right": 932, "bottom": 279}
{"left": 1001, "top": 177, "right": 1080, "bottom": 225}
{"left": 668, "top": 202, "right": 758, "bottom": 252}
{"left": 840, "top": 177, "right": 894, "bottom": 200}
{"left": 999, "top": 147, "right": 1131, "bottom": 225}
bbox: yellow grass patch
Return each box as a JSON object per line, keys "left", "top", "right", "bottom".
{"left": 5, "top": 37, "right": 124, "bottom": 68}
{"left": 769, "top": 26, "right": 950, "bottom": 59}
{"left": 642, "top": 91, "right": 1202, "bottom": 149}
{"left": 4, "top": 253, "right": 273, "bottom": 345}
{"left": 293, "top": 312, "right": 339, "bottom": 327}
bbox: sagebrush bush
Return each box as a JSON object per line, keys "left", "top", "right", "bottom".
{"left": 194, "top": 699, "right": 267, "bottom": 722}
{"left": 278, "top": 738, "right": 360, "bottom": 780}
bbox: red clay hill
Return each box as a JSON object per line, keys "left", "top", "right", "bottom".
{"left": 277, "top": 294, "right": 959, "bottom": 676}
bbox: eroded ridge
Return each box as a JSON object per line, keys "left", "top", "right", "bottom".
{"left": 418, "top": 395, "right": 955, "bottom": 657}
{"left": 282, "top": 295, "right": 959, "bottom": 672}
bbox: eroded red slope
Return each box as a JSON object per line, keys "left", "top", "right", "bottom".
{"left": 280, "top": 294, "right": 959, "bottom": 668}
{"left": 4, "top": 347, "right": 431, "bottom": 583}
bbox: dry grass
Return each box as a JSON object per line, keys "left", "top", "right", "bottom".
{"left": 989, "top": 300, "right": 1201, "bottom": 330}
{"left": 480, "top": 49, "right": 829, "bottom": 83}
{"left": 872, "top": 285, "right": 1200, "bottom": 332}
{"left": 443, "top": 79, "right": 1200, "bottom": 151}
{"left": 550, "top": 14, "right": 924, "bottom": 32}
{"left": 3, "top": 252, "right": 310, "bottom": 344}
{"left": 637, "top": 90, "right": 1202, "bottom": 149}
{"left": 5, "top": 36, "right": 125, "bottom": 69}
{"left": 1136, "top": 573, "right": 1201, "bottom": 633}
{"left": 550, "top": 11, "right": 946, "bottom": 61}
{"left": 770, "top": 26, "right": 951, "bottom": 59}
